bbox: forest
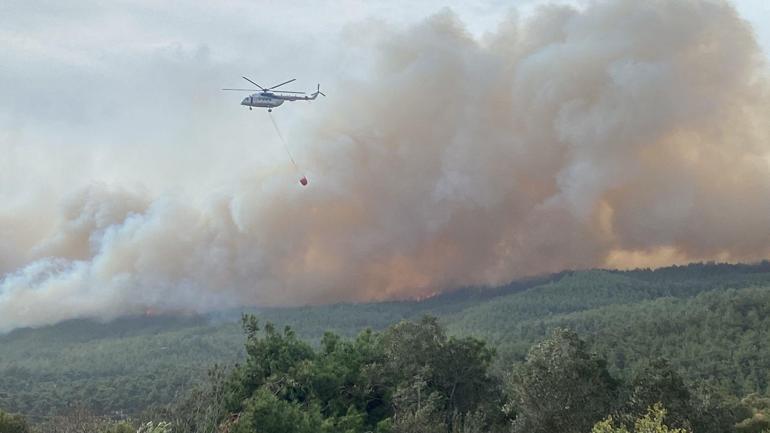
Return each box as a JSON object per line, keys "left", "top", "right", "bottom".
{"left": 2, "top": 262, "right": 770, "bottom": 432}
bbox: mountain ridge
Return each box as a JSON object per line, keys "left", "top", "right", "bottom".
{"left": 2, "top": 262, "right": 770, "bottom": 419}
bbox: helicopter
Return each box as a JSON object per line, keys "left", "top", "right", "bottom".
{"left": 223, "top": 76, "right": 325, "bottom": 112}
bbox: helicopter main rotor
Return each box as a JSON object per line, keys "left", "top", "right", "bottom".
{"left": 222, "top": 76, "right": 306, "bottom": 94}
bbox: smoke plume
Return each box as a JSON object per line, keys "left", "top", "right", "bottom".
{"left": 2, "top": 0, "right": 770, "bottom": 331}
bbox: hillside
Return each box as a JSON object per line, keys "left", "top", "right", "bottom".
{"left": 2, "top": 263, "right": 770, "bottom": 420}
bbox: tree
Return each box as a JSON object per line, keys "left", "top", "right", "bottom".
{"left": 156, "top": 365, "right": 230, "bottom": 433}
{"left": 389, "top": 398, "right": 445, "bottom": 433}
{"left": 214, "top": 316, "right": 505, "bottom": 433}
{"left": 381, "top": 316, "right": 505, "bottom": 431}
{"left": 0, "top": 410, "right": 29, "bottom": 433}
{"left": 592, "top": 403, "right": 691, "bottom": 433}
{"left": 626, "top": 359, "right": 695, "bottom": 430}
{"left": 231, "top": 389, "right": 323, "bottom": 433}
{"left": 623, "top": 359, "right": 748, "bottom": 433}
{"left": 690, "top": 384, "right": 750, "bottom": 433}
{"left": 507, "top": 328, "right": 619, "bottom": 433}
{"left": 735, "top": 393, "right": 770, "bottom": 433}
{"left": 307, "top": 329, "right": 389, "bottom": 426}
{"left": 223, "top": 316, "right": 374, "bottom": 433}
{"left": 223, "top": 316, "right": 315, "bottom": 413}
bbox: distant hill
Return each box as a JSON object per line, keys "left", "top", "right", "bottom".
{"left": 2, "top": 262, "right": 770, "bottom": 419}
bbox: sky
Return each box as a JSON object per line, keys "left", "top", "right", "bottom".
{"left": 1, "top": 0, "right": 770, "bottom": 330}
{"left": 0, "top": 0, "right": 768, "bottom": 196}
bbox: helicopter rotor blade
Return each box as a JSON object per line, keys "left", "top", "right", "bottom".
{"left": 242, "top": 76, "right": 265, "bottom": 90}
{"left": 268, "top": 78, "right": 296, "bottom": 90}
{"left": 222, "top": 88, "right": 259, "bottom": 91}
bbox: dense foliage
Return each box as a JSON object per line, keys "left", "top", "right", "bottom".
{"left": 215, "top": 315, "right": 505, "bottom": 433}
{"left": 0, "top": 410, "right": 30, "bottom": 433}
{"left": 592, "top": 404, "right": 691, "bottom": 433}
{"left": 2, "top": 262, "right": 770, "bottom": 432}
{"left": 507, "top": 328, "right": 619, "bottom": 433}
{"left": 161, "top": 318, "right": 749, "bottom": 433}
{"left": 0, "top": 316, "right": 244, "bottom": 419}
{"left": 1, "top": 314, "right": 765, "bottom": 432}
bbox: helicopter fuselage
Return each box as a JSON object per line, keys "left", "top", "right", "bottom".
{"left": 241, "top": 91, "right": 321, "bottom": 111}
{"left": 241, "top": 93, "right": 285, "bottom": 109}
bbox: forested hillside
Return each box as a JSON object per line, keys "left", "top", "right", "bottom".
{"left": 2, "top": 262, "right": 770, "bottom": 427}
{"left": 448, "top": 264, "right": 770, "bottom": 395}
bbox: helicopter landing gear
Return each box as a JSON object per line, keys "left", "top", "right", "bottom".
{"left": 249, "top": 107, "right": 252, "bottom": 111}
{"left": 268, "top": 108, "right": 272, "bottom": 112}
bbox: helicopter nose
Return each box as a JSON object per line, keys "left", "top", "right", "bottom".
{"left": 241, "top": 97, "right": 248, "bottom": 105}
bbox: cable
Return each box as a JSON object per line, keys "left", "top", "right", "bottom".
{"left": 268, "top": 112, "right": 308, "bottom": 186}
{"left": 268, "top": 112, "right": 298, "bottom": 171}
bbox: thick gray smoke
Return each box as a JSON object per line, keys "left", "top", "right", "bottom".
{"left": 2, "top": 0, "right": 770, "bottom": 331}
